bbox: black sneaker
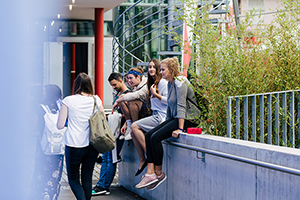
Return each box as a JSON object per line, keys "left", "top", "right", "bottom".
{"left": 92, "top": 185, "right": 107, "bottom": 195}
{"left": 105, "top": 188, "right": 110, "bottom": 195}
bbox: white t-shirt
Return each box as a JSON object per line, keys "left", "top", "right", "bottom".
{"left": 62, "top": 94, "right": 103, "bottom": 148}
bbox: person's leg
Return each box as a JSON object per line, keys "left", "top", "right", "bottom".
{"left": 127, "top": 100, "right": 143, "bottom": 122}
{"left": 131, "top": 122, "right": 146, "bottom": 168}
{"left": 103, "top": 151, "right": 117, "bottom": 190}
{"left": 47, "top": 155, "right": 64, "bottom": 200}
{"left": 145, "top": 118, "right": 174, "bottom": 167}
{"left": 96, "top": 152, "right": 107, "bottom": 187}
{"left": 119, "top": 101, "right": 130, "bottom": 120}
{"left": 81, "top": 145, "right": 99, "bottom": 200}
{"left": 65, "top": 146, "right": 86, "bottom": 200}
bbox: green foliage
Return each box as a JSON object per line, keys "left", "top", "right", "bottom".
{"left": 175, "top": 0, "right": 300, "bottom": 137}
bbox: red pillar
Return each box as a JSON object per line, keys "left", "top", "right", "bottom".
{"left": 71, "top": 43, "right": 76, "bottom": 94}
{"left": 94, "top": 8, "right": 104, "bottom": 100}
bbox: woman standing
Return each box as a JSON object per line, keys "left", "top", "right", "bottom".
{"left": 112, "top": 67, "right": 149, "bottom": 140}
{"left": 131, "top": 58, "right": 168, "bottom": 176}
{"left": 57, "top": 72, "right": 103, "bottom": 200}
{"left": 135, "top": 57, "right": 201, "bottom": 190}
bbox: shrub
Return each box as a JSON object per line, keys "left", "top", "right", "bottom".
{"left": 175, "top": 0, "right": 300, "bottom": 137}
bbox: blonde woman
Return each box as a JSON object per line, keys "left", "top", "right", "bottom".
{"left": 135, "top": 57, "right": 201, "bottom": 190}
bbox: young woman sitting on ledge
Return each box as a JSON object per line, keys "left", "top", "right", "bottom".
{"left": 135, "top": 57, "right": 201, "bottom": 190}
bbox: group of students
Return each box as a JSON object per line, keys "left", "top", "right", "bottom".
{"left": 32, "top": 56, "right": 201, "bottom": 200}
{"left": 112, "top": 57, "right": 200, "bottom": 190}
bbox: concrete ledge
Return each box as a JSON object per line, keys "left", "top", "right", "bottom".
{"left": 119, "top": 133, "right": 300, "bottom": 200}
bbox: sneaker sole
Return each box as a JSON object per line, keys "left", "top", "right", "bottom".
{"left": 147, "top": 175, "right": 167, "bottom": 191}
{"left": 92, "top": 190, "right": 107, "bottom": 196}
{"left": 136, "top": 179, "right": 158, "bottom": 189}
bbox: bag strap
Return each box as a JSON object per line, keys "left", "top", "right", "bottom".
{"left": 92, "top": 96, "right": 100, "bottom": 114}
{"left": 40, "top": 104, "right": 51, "bottom": 113}
{"left": 187, "top": 96, "right": 203, "bottom": 113}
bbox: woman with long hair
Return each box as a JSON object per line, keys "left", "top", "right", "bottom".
{"left": 57, "top": 72, "right": 103, "bottom": 200}
{"left": 135, "top": 57, "right": 201, "bottom": 190}
{"left": 131, "top": 58, "right": 168, "bottom": 176}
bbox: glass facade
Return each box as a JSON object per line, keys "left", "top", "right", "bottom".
{"left": 113, "top": 0, "right": 171, "bottom": 72}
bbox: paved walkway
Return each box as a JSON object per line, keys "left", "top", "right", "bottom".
{"left": 29, "top": 133, "right": 145, "bottom": 200}
{"left": 58, "top": 161, "right": 146, "bottom": 200}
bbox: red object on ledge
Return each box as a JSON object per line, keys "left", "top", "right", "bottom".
{"left": 187, "top": 128, "right": 202, "bottom": 134}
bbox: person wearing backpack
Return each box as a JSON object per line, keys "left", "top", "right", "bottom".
{"left": 57, "top": 72, "right": 103, "bottom": 200}
{"left": 135, "top": 57, "right": 201, "bottom": 190}
{"left": 30, "top": 84, "right": 65, "bottom": 200}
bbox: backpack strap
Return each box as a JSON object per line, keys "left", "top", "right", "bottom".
{"left": 40, "top": 104, "right": 51, "bottom": 113}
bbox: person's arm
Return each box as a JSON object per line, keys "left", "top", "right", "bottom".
{"left": 175, "top": 78, "right": 188, "bottom": 119}
{"left": 150, "top": 84, "right": 162, "bottom": 100}
{"left": 57, "top": 104, "right": 68, "bottom": 130}
{"left": 123, "top": 84, "right": 148, "bottom": 102}
{"left": 172, "top": 118, "right": 185, "bottom": 138}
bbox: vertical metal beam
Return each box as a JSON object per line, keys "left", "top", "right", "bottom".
{"left": 232, "top": 0, "right": 240, "bottom": 26}
{"left": 122, "top": 14, "right": 125, "bottom": 75}
{"left": 71, "top": 43, "right": 76, "bottom": 95}
{"left": 244, "top": 97, "right": 248, "bottom": 141}
{"left": 236, "top": 97, "right": 240, "bottom": 139}
{"left": 267, "top": 94, "right": 272, "bottom": 144}
{"left": 298, "top": 92, "right": 300, "bottom": 148}
{"left": 252, "top": 96, "right": 256, "bottom": 142}
{"left": 274, "top": 93, "right": 279, "bottom": 145}
{"left": 289, "top": 92, "right": 295, "bottom": 148}
{"left": 158, "top": 2, "right": 161, "bottom": 61}
{"left": 260, "top": 95, "right": 264, "bottom": 143}
{"left": 282, "top": 93, "right": 287, "bottom": 147}
{"left": 227, "top": 97, "right": 232, "bottom": 138}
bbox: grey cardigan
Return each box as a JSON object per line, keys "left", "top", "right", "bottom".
{"left": 166, "top": 76, "right": 200, "bottom": 122}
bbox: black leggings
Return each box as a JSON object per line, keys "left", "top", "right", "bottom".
{"left": 145, "top": 118, "right": 197, "bottom": 166}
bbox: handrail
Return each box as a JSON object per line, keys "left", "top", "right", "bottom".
{"left": 163, "top": 140, "right": 300, "bottom": 176}
{"left": 113, "top": 0, "right": 143, "bottom": 33}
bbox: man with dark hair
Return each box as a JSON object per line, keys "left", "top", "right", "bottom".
{"left": 92, "top": 72, "right": 130, "bottom": 195}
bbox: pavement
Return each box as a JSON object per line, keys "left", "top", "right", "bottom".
{"left": 57, "top": 162, "right": 146, "bottom": 200}
{"left": 29, "top": 132, "right": 146, "bottom": 200}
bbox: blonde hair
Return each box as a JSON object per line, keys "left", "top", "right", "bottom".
{"left": 160, "top": 57, "right": 181, "bottom": 78}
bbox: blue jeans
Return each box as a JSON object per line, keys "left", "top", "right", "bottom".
{"left": 96, "top": 151, "right": 116, "bottom": 189}
{"left": 65, "top": 145, "right": 98, "bottom": 200}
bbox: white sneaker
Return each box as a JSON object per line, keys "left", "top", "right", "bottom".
{"left": 119, "top": 135, "right": 125, "bottom": 140}
{"left": 124, "top": 127, "right": 132, "bottom": 140}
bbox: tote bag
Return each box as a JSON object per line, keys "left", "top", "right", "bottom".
{"left": 89, "top": 96, "right": 115, "bottom": 153}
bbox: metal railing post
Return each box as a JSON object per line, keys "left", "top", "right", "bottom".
{"left": 252, "top": 96, "right": 256, "bottom": 142}
{"left": 282, "top": 93, "right": 287, "bottom": 146}
{"left": 236, "top": 97, "right": 240, "bottom": 139}
{"left": 259, "top": 95, "right": 264, "bottom": 143}
{"left": 244, "top": 97, "right": 248, "bottom": 140}
{"left": 267, "top": 94, "right": 272, "bottom": 144}
{"left": 227, "top": 97, "right": 232, "bottom": 138}
{"left": 274, "top": 93, "right": 279, "bottom": 145}
{"left": 289, "top": 92, "right": 295, "bottom": 147}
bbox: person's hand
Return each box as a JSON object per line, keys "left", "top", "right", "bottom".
{"left": 112, "top": 101, "right": 119, "bottom": 113}
{"left": 172, "top": 129, "right": 182, "bottom": 138}
{"left": 120, "top": 123, "right": 127, "bottom": 135}
{"left": 150, "top": 84, "right": 157, "bottom": 97}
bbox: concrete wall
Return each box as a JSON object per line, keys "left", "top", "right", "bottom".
{"left": 118, "top": 134, "right": 300, "bottom": 200}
